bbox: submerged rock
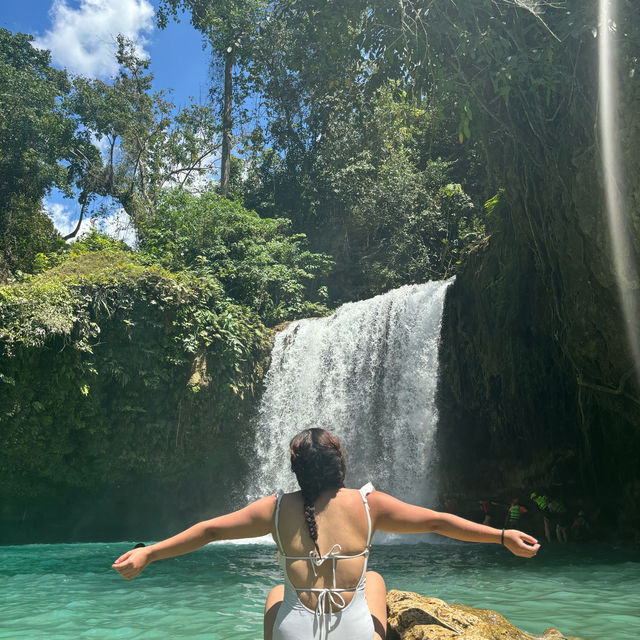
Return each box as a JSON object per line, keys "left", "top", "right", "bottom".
{"left": 386, "top": 590, "right": 579, "bottom": 640}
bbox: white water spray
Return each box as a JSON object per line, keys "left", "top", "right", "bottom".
{"left": 598, "top": 0, "right": 640, "bottom": 384}
{"left": 246, "top": 280, "right": 453, "bottom": 509}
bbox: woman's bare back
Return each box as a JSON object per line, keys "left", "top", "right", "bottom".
{"left": 273, "top": 487, "right": 371, "bottom": 610}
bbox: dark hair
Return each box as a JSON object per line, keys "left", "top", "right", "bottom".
{"left": 289, "top": 428, "right": 346, "bottom": 557}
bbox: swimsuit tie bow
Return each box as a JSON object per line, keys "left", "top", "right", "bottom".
{"left": 314, "top": 588, "right": 346, "bottom": 640}
{"left": 308, "top": 543, "right": 342, "bottom": 576}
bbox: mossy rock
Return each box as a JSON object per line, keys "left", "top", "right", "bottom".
{"left": 386, "top": 590, "right": 580, "bottom": 640}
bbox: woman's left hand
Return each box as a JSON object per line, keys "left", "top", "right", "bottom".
{"left": 112, "top": 547, "right": 151, "bottom": 579}
{"left": 503, "top": 530, "right": 540, "bottom": 558}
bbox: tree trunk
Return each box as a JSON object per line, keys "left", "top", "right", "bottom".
{"left": 63, "top": 199, "right": 88, "bottom": 241}
{"left": 220, "top": 49, "right": 233, "bottom": 197}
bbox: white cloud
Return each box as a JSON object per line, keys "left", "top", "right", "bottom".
{"left": 100, "top": 207, "right": 137, "bottom": 247}
{"left": 45, "top": 199, "right": 137, "bottom": 247}
{"left": 47, "top": 201, "right": 93, "bottom": 238}
{"left": 91, "top": 133, "right": 112, "bottom": 157}
{"left": 35, "top": 0, "right": 154, "bottom": 78}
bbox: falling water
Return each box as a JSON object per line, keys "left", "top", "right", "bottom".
{"left": 598, "top": 0, "right": 640, "bottom": 383}
{"left": 246, "top": 279, "right": 453, "bottom": 509}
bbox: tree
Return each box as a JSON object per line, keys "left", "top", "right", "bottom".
{"left": 0, "top": 29, "right": 90, "bottom": 272}
{"left": 244, "top": 82, "right": 484, "bottom": 300}
{"left": 138, "top": 188, "right": 332, "bottom": 325}
{"left": 157, "top": 0, "right": 268, "bottom": 197}
{"left": 69, "top": 36, "right": 221, "bottom": 232}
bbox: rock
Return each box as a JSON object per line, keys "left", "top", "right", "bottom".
{"left": 386, "top": 590, "right": 580, "bottom": 640}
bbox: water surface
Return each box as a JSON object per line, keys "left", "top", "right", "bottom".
{"left": 1, "top": 541, "right": 638, "bottom": 639}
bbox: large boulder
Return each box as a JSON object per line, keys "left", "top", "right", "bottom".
{"left": 386, "top": 590, "right": 579, "bottom": 640}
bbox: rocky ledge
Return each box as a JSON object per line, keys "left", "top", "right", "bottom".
{"left": 386, "top": 590, "right": 580, "bottom": 640}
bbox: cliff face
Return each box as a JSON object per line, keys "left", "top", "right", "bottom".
{"left": 437, "top": 69, "right": 640, "bottom": 540}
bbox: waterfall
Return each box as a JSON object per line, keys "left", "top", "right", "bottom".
{"left": 247, "top": 279, "right": 453, "bottom": 510}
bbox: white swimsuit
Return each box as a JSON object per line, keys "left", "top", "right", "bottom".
{"left": 271, "top": 483, "right": 375, "bottom": 640}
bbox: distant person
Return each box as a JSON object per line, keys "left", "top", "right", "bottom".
{"left": 549, "top": 498, "right": 569, "bottom": 543}
{"left": 571, "top": 511, "right": 591, "bottom": 542}
{"left": 531, "top": 492, "right": 553, "bottom": 543}
{"left": 480, "top": 500, "right": 499, "bottom": 526}
{"left": 112, "top": 428, "right": 540, "bottom": 640}
{"left": 506, "top": 498, "right": 528, "bottom": 528}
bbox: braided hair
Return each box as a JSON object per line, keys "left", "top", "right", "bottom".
{"left": 289, "top": 428, "right": 346, "bottom": 557}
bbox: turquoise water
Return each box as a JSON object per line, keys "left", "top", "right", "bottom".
{"left": 1, "top": 541, "right": 638, "bottom": 639}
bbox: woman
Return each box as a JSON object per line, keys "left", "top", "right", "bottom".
{"left": 113, "top": 428, "right": 540, "bottom": 639}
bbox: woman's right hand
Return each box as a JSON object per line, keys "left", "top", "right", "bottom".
{"left": 112, "top": 547, "right": 152, "bottom": 579}
{"left": 503, "top": 530, "right": 540, "bottom": 558}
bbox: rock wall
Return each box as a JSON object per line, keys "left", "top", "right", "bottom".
{"left": 436, "top": 26, "right": 640, "bottom": 540}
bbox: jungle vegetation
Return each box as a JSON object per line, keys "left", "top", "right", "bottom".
{"left": 1, "top": 0, "right": 639, "bottom": 539}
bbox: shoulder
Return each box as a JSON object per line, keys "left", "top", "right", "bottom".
{"left": 281, "top": 490, "right": 302, "bottom": 498}
{"left": 363, "top": 488, "right": 392, "bottom": 510}
{"left": 242, "top": 494, "right": 279, "bottom": 520}
{"left": 275, "top": 490, "right": 303, "bottom": 513}
{"left": 364, "top": 489, "right": 434, "bottom": 519}
{"left": 355, "top": 487, "right": 399, "bottom": 520}
{"left": 278, "top": 490, "right": 302, "bottom": 504}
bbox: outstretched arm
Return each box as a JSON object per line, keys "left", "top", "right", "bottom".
{"left": 368, "top": 491, "right": 540, "bottom": 558}
{"left": 112, "top": 495, "right": 277, "bottom": 579}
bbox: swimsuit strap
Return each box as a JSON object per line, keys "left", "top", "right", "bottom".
{"left": 274, "top": 491, "right": 285, "bottom": 553}
{"left": 294, "top": 585, "right": 357, "bottom": 593}
{"left": 281, "top": 549, "right": 369, "bottom": 561}
{"left": 359, "top": 482, "right": 374, "bottom": 547}
{"left": 308, "top": 588, "right": 348, "bottom": 640}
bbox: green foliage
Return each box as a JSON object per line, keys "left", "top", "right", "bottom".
{"left": 0, "top": 29, "right": 75, "bottom": 210}
{"left": 69, "top": 36, "right": 221, "bottom": 226}
{"left": 138, "top": 189, "right": 332, "bottom": 325}
{"left": 67, "top": 229, "right": 132, "bottom": 256}
{"left": 1, "top": 198, "right": 65, "bottom": 278}
{"left": 156, "top": 0, "right": 270, "bottom": 196}
{"left": 156, "top": 0, "right": 268, "bottom": 89}
{"left": 311, "top": 89, "right": 484, "bottom": 295}
{"left": 32, "top": 229, "right": 131, "bottom": 273}
{"left": 0, "top": 248, "right": 270, "bottom": 496}
{"left": 214, "top": 2, "right": 492, "bottom": 300}
{"left": 353, "top": 0, "right": 637, "bottom": 204}
{"left": 0, "top": 29, "right": 87, "bottom": 273}
{"left": 245, "top": 84, "right": 485, "bottom": 300}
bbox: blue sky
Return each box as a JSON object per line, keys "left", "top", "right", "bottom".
{"left": 1, "top": 0, "right": 214, "bottom": 242}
